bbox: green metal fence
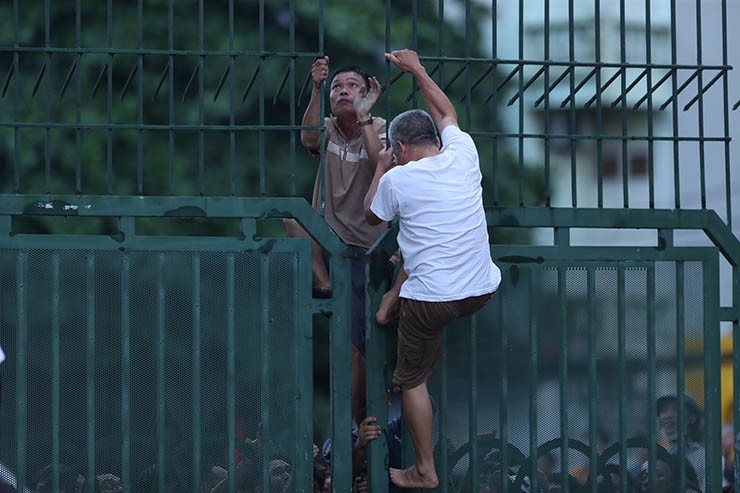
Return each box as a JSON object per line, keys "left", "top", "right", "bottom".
{"left": 1, "top": 1, "right": 738, "bottom": 492}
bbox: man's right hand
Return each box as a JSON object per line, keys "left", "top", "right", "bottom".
{"left": 385, "top": 49, "right": 424, "bottom": 75}
{"left": 378, "top": 147, "right": 396, "bottom": 173}
{"left": 311, "top": 56, "right": 329, "bottom": 88}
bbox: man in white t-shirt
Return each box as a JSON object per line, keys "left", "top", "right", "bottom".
{"left": 364, "top": 49, "right": 501, "bottom": 489}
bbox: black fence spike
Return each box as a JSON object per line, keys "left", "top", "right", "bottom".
{"left": 182, "top": 63, "right": 200, "bottom": 102}
{"left": 610, "top": 68, "right": 647, "bottom": 108}
{"left": 297, "top": 69, "right": 312, "bottom": 107}
{"left": 558, "top": 67, "right": 596, "bottom": 108}
{"left": 682, "top": 70, "right": 724, "bottom": 112}
{"left": 31, "top": 59, "right": 48, "bottom": 99}
{"left": 152, "top": 61, "right": 170, "bottom": 101}
{"left": 584, "top": 68, "right": 622, "bottom": 109}
{"left": 460, "top": 63, "right": 493, "bottom": 103}
{"left": 120, "top": 61, "right": 139, "bottom": 102}
{"left": 632, "top": 69, "right": 672, "bottom": 110}
{"left": 91, "top": 60, "right": 109, "bottom": 100}
{"left": 241, "top": 63, "right": 261, "bottom": 104}
{"left": 659, "top": 69, "right": 699, "bottom": 111}
{"left": 534, "top": 67, "right": 570, "bottom": 108}
{"left": 507, "top": 65, "right": 546, "bottom": 106}
{"left": 273, "top": 63, "right": 291, "bottom": 105}
{"left": 213, "top": 63, "right": 231, "bottom": 102}
{"left": 484, "top": 65, "right": 521, "bottom": 105}
{"left": 1, "top": 60, "right": 14, "bottom": 98}
{"left": 58, "top": 59, "right": 78, "bottom": 100}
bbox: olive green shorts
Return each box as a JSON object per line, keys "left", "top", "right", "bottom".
{"left": 393, "top": 292, "right": 493, "bottom": 391}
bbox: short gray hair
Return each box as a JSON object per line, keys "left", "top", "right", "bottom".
{"left": 388, "top": 109, "right": 438, "bottom": 150}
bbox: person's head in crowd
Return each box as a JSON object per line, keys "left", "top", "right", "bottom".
{"left": 266, "top": 457, "right": 293, "bottom": 493}
{"left": 657, "top": 392, "right": 704, "bottom": 443}
{"left": 638, "top": 455, "right": 700, "bottom": 493}
{"left": 33, "top": 463, "right": 78, "bottom": 492}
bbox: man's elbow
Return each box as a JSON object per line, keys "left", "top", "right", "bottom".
{"left": 300, "top": 132, "right": 321, "bottom": 153}
{"left": 365, "top": 209, "right": 382, "bottom": 226}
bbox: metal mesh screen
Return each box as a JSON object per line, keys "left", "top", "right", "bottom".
{"left": 0, "top": 248, "right": 307, "bottom": 492}
{"left": 428, "top": 258, "right": 711, "bottom": 492}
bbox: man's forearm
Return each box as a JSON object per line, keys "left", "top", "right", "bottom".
{"left": 364, "top": 164, "right": 385, "bottom": 225}
{"left": 360, "top": 126, "right": 383, "bottom": 171}
{"left": 410, "top": 65, "right": 457, "bottom": 130}
{"left": 301, "top": 86, "right": 323, "bottom": 152}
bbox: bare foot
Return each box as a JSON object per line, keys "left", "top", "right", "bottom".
{"left": 389, "top": 466, "right": 439, "bottom": 489}
{"left": 376, "top": 289, "right": 400, "bottom": 325}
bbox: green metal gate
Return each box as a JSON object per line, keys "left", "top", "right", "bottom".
{"left": 1, "top": 1, "right": 739, "bottom": 492}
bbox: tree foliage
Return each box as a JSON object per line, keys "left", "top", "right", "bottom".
{"left": 0, "top": 1, "right": 544, "bottom": 237}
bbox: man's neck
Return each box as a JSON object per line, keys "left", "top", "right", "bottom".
{"left": 406, "top": 145, "right": 441, "bottom": 163}
{"left": 335, "top": 114, "right": 359, "bottom": 139}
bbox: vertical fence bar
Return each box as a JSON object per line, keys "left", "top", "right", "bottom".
{"left": 51, "top": 254, "right": 61, "bottom": 493}
{"left": 694, "top": 0, "right": 706, "bottom": 209}
{"left": 617, "top": 267, "right": 627, "bottom": 493}
{"left": 670, "top": 1, "right": 681, "bottom": 209}
{"left": 528, "top": 267, "right": 539, "bottom": 493}
{"left": 121, "top": 254, "right": 131, "bottom": 491}
{"left": 106, "top": 0, "right": 113, "bottom": 194}
{"left": 192, "top": 254, "right": 202, "bottom": 493}
{"left": 12, "top": 0, "right": 19, "bottom": 192}
{"left": 227, "top": 254, "right": 236, "bottom": 493}
{"left": 517, "top": 0, "right": 525, "bottom": 205}
{"left": 587, "top": 267, "right": 597, "bottom": 493}
{"left": 619, "top": 0, "right": 629, "bottom": 207}
{"left": 721, "top": 0, "right": 732, "bottom": 228}
{"left": 228, "top": 0, "right": 236, "bottom": 196}
{"left": 645, "top": 0, "right": 655, "bottom": 208}
{"left": 704, "top": 254, "right": 722, "bottom": 493}
{"left": 259, "top": 255, "right": 270, "bottom": 492}
{"left": 568, "top": 0, "right": 577, "bottom": 207}
{"left": 198, "top": 0, "right": 205, "bottom": 196}
{"left": 558, "top": 265, "right": 570, "bottom": 493}
{"left": 676, "top": 261, "right": 687, "bottom": 491}
{"left": 490, "top": 1, "right": 500, "bottom": 206}
{"left": 468, "top": 314, "right": 479, "bottom": 493}
{"left": 44, "top": 0, "right": 51, "bottom": 192}
{"left": 16, "top": 252, "right": 28, "bottom": 491}
{"left": 157, "top": 253, "right": 166, "bottom": 493}
{"left": 543, "top": 0, "right": 551, "bottom": 206}
{"left": 86, "top": 253, "right": 97, "bottom": 490}
{"left": 498, "top": 287, "right": 509, "bottom": 493}
{"left": 75, "top": 0, "right": 82, "bottom": 192}
{"left": 439, "top": 331, "right": 449, "bottom": 493}
{"left": 646, "top": 265, "right": 657, "bottom": 493}
{"left": 258, "top": 0, "right": 266, "bottom": 195}
{"left": 168, "top": 0, "right": 175, "bottom": 194}
{"left": 318, "top": 0, "right": 326, "bottom": 218}
{"left": 329, "top": 254, "right": 352, "bottom": 492}
{"left": 293, "top": 248, "right": 312, "bottom": 490}
{"left": 288, "top": 0, "right": 297, "bottom": 196}
{"left": 594, "top": 1, "right": 603, "bottom": 208}
{"left": 137, "top": 1, "right": 144, "bottom": 194}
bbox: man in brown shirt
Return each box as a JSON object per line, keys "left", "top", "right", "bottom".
{"left": 286, "top": 56, "right": 386, "bottom": 424}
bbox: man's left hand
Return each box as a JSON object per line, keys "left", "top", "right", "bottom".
{"left": 354, "top": 76, "right": 382, "bottom": 119}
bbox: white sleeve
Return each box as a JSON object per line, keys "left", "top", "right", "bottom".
{"left": 370, "top": 173, "right": 398, "bottom": 222}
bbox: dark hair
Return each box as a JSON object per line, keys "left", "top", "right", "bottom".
{"left": 388, "top": 109, "right": 438, "bottom": 150}
{"left": 329, "top": 65, "right": 370, "bottom": 90}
